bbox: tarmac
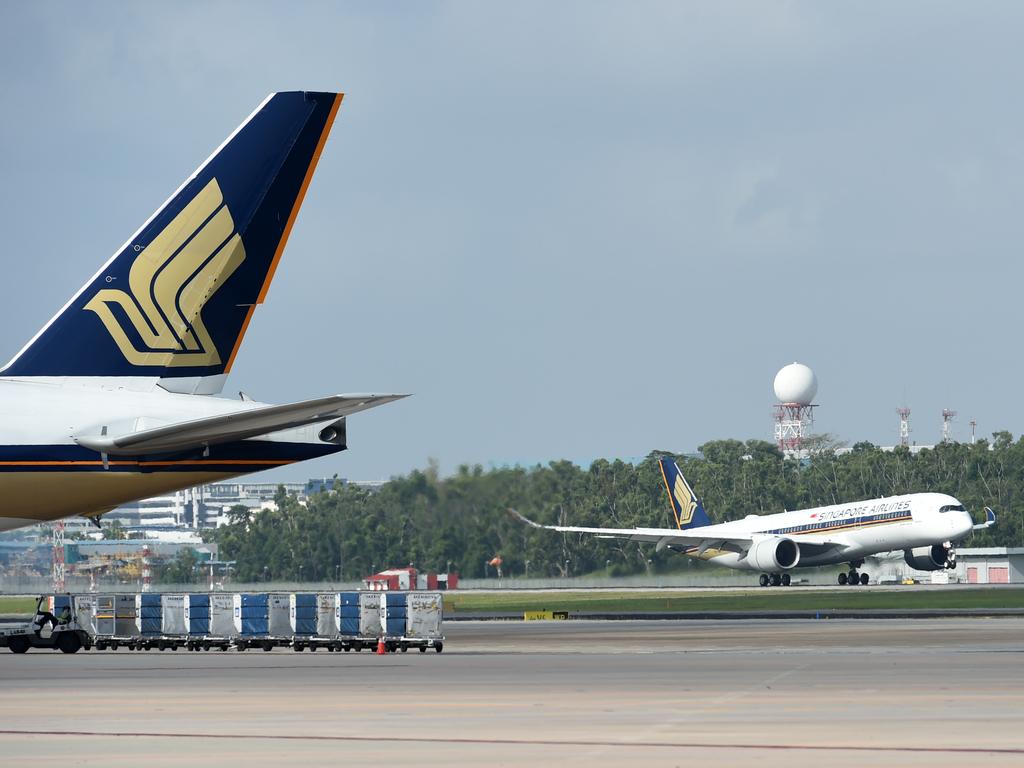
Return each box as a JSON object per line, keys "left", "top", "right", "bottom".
{"left": 1, "top": 618, "right": 1022, "bottom": 767}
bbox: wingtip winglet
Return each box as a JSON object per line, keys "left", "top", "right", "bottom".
{"left": 508, "top": 508, "right": 542, "bottom": 529}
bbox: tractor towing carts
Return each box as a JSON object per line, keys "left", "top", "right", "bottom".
{"left": 0, "top": 596, "right": 91, "bottom": 654}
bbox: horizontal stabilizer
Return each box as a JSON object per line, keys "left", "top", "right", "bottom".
{"left": 75, "top": 394, "right": 406, "bottom": 455}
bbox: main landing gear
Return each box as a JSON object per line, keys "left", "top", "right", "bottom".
{"left": 838, "top": 563, "right": 870, "bottom": 586}
{"left": 758, "top": 572, "right": 791, "bottom": 587}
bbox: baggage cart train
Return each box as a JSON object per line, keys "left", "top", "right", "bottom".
{"left": 13, "top": 591, "right": 444, "bottom": 654}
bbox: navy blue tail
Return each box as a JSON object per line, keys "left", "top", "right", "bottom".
{"left": 2, "top": 91, "right": 343, "bottom": 382}
{"left": 658, "top": 457, "right": 712, "bottom": 530}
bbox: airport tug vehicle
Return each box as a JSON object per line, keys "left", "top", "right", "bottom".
{"left": 0, "top": 596, "right": 91, "bottom": 654}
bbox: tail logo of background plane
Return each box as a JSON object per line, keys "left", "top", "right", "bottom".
{"left": 83, "top": 178, "right": 245, "bottom": 368}
{"left": 673, "top": 474, "right": 698, "bottom": 526}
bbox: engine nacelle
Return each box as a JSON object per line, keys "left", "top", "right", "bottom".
{"left": 746, "top": 537, "right": 800, "bottom": 571}
{"left": 903, "top": 545, "right": 948, "bottom": 571}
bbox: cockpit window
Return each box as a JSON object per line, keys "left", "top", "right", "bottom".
{"left": 939, "top": 504, "right": 966, "bottom": 513}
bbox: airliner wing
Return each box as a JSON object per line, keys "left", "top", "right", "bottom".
{"left": 508, "top": 508, "right": 753, "bottom": 548}
{"left": 509, "top": 509, "right": 851, "bottom": 554}
{"left": 75, "top": 394, "right": 407, "bottom": 455}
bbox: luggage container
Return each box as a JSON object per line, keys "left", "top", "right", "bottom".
{"left": 291, "top": 593, "right": 317, "bottom": 635}
{"left": 185, "top": 593, "right": 210, "bottom": 636}
{"left": 136, "top": 593, "right": 163, "bottom": 647}
{"left": 380, "top": 591, "right": 408, "bottom": 638}
{"left": 407, "top": 592, "right": 443, "bottom": 644}
{"left": 316, "top": 593, "right": 336, "bottom": 637}
{"left": 159, "top": 594, "right": 187, "bottom": 649}
{"left": 379, "top": 591, "right": 444, "bottom": 653}
{"left": 208, "top": 593, "right": 235, "bottom": 645}
{"left": 73, "top": 594, "right": 97, "bottom": 636}
{"left": 337, "top": 591, "right": 361, "bottom": 637}
{"left": 234, "top": 593, "right": 278, "bottom": 651}
{"left": 268, "top": 593, "right": 292, "bottom": 639}
{"left": 291, "top": 593, "right": 338, "bottom": 651}
{"left": 93, "top": 594, "right": 140, "bottom": 650}
{"left": 357, "top": 591, "right": 383, "bottom": 649}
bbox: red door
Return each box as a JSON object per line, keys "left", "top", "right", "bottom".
{"left": 989, "top": 566, "right": 1009, "bottom": 584}
{"left": 967, "top": 566, "right": 979, "bottom": 584}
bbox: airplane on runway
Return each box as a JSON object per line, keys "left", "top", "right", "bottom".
{"left": 0, "top": 91, "right": 404, "bottom": 532}
{"left": 512, "top": 457, "right": 996, "bottom": 586}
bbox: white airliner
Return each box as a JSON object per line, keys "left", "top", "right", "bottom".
{"left": 0, "top": 91, "right": 404, "bottom": 532}
{"left": 513, "top": 457, "right": 996, "bottom": 586}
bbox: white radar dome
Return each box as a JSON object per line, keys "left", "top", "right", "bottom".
{"left": 774, "top": 362, "right": 817, "bottom": 405}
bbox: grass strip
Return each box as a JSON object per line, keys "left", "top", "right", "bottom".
{"left": 0, "top": 596, "right": 37, "bottom": 615}
{"left": 443, "top": 587, "right": 1024, "bottom": 614}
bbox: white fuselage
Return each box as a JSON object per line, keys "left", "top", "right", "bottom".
{"left": 683, "top": 492, "right": 974, "bottom": 570}
{"left": 0, "top": 377, "right": 337, "bottom": 531}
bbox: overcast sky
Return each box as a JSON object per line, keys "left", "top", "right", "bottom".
{"left": 2, "top": 2, "right": 1024, "bottom": 481}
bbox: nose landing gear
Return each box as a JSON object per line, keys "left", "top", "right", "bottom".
{"left": 943, "top": 542, "right": 957, "bottom": 569}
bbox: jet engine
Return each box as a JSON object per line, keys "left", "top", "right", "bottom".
{"left": 903, "top": 544, "right": 949, "bottom": 571}
{"left": 746, "top": 537, "right": 800, "bottom": 571}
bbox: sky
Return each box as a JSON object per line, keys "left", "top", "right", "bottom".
{"left": 2, "top": 2, "right": 1024, "bottom": 482}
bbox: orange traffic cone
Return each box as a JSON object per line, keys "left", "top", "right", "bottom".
{"left": 376, "top": 638, "right": 387, "bottom": 655}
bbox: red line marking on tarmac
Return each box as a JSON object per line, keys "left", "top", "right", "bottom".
{"left": 0, "top": 730, "right": 1019, "bottom": 755}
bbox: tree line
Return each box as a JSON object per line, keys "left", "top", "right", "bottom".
{"left": 201, "top": 436, "right": 1020, "bottom": 583}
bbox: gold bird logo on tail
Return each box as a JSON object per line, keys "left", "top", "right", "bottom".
{"left": 84, "top": 178, "right": 245, "bottom": 367}
{"left": 673, "top": 474, "right": 698, "bottom": 527}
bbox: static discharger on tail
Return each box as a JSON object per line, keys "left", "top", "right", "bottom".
{"left": 511, "top": 457, "right": 997, "bottom": 586}
{"left": 0, "top": 91, "right": 406, "bottom": 532}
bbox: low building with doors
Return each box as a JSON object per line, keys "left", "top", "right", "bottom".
{"left": 953, "top": 548, "right": 1024, "bottom": 584}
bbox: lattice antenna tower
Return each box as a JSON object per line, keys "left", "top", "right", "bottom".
{"left": 897, "top": 407, "right": 911, "bottom": 447}
{"left": 942, "top": 408, "right": 957, "bottom": 443}
{"left": 52, "top": 520, "right": 66, "bottom": 592}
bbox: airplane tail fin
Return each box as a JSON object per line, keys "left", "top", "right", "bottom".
{"left": 657, "top": 457, "right": 712, "bottom": 530}
{"left": 1, "top": 91, "right": 343, "bottom": 393}
{"left": 973, "top": 506, "right": 997, "bottom": 531}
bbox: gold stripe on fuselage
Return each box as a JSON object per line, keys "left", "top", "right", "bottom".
{"left": 0, "top": 471, "right": 241, "bottom": 523}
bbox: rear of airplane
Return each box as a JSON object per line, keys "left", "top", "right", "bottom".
{"left": 1, "top": 90, "right": 343, "bottom": 394}
{"left": 657, "top": 457, "right": 712, "bottom": 530}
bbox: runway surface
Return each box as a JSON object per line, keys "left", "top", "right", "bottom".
{"left": 1, "top": 619, "right": 1022, "bottom": 766}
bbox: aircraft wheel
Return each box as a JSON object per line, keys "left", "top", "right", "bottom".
{"left": 860, "top": 572, "right": 870, "bottom": 586}
{"left": 759, "top": 574, "right": 769, "bottom": 587}
{"left": 848, "top": 570, "right": 860, "bottom": 585}
{"left": 837, "top": 572, "right": 848, "bottom": 586}
{"left": 769, "top": 573, "right": 781, "bottom": 587}
{"left": 781, "top": 573, "right": 791, "bottom": 587}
